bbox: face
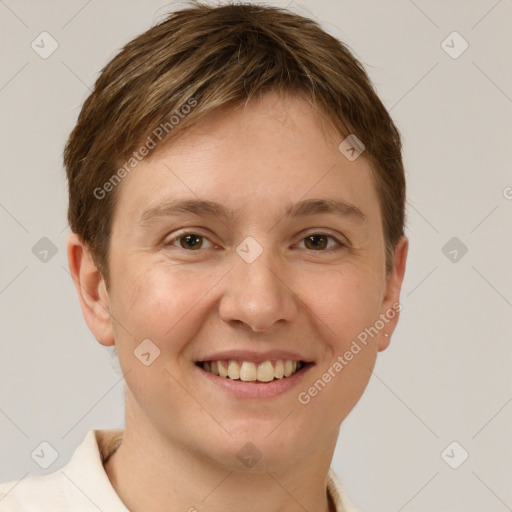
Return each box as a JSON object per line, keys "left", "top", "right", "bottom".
{"left": 73, "top": 92, "right": 407, "bottom": 472}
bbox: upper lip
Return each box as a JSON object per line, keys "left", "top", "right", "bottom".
{"left": 196, "top": 349, "right": 314, "bottom": 365}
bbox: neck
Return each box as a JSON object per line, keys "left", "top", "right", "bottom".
{"left": 104, "top": 399, "right": 338, "bottom": 512}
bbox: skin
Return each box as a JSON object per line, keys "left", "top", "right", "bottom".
{"left": 68, "top": 91, "right": 408, "bottom": 512}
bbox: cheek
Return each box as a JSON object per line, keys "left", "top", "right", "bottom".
{"left": 113, "top": 263, "right": 217, "bottom": 344}
{"left": 109, "top": 264, "right": 217, "bottom": 417}
{"left": 305, "top": 265, "right": 384, "bottom": 347}
{"left": 295, "top": 268, "right": 381, "bottom": 425}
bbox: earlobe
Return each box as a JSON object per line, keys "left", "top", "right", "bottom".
{"left": 377, "top": 236, "right": 409, "bottom": 352}
{"left": 67, "top": 233, "right": 115, "bottom": 347}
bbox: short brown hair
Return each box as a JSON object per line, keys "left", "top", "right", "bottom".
{"left": 64, "top": 1, "right": 405, "bottom": 286}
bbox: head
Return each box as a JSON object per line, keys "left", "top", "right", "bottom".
{"left": 66, "top": 2, "right": 407, "bottom": 471}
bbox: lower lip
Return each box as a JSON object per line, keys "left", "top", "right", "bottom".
{"left": 195, "top": 363, "right": 314, "bottom": 399}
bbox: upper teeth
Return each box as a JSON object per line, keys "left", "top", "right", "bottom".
{"left": 202, "top": 360, "right": 302, "bottom": 382}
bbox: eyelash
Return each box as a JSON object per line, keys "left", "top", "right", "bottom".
{"left": 163, "top": 231, "right": 348, "bottom": 252}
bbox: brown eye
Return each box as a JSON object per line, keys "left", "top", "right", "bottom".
{"left": 165, "top": 232, "right": 215, "bottom": 251}
{"left": 298, "top": 233, "right": 345, "bottom": 251}
{"left": 178, "top": 234, "right": 204, "bottom": 250}
{"left": 304, "top": 234, "right": 328, "bottom": 250}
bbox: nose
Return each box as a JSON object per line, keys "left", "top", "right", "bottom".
{"left": 218, "top": 244, "right": 298, "bottom": 332}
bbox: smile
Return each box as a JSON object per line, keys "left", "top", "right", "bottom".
{"left": 197, "top": 359, "right": 308, "bottom": 383}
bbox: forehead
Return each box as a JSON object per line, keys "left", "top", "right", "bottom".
{"left": 112, "top": 92, "right": 381, "bottom": 228}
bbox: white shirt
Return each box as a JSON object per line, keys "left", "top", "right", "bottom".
{"left": 0, "top": 429, "right": 360, "bottom": 511}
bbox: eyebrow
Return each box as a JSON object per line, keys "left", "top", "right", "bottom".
{"left": 139, "top": 198, "right": 367, "bottom": 227}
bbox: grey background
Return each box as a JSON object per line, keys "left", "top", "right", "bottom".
{"left": 1, "top": 1, "right": 511, "bottom": 511}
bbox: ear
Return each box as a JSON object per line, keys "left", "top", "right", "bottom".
{"left": 377, "top": 236, "right": 408, "bottom": 352}
{"left": 67, "top": 233, "right": 115, "bottom": 347}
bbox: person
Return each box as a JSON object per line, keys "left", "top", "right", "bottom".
{"left": 0, "top": 2, "right": 408, "bottom": 511}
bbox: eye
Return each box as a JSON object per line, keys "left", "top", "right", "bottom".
{"left": 165, "top": 232, "right": 215, "bottom": 251}
{"left": 297, "top": 233, "right": 346, "bottom": 251}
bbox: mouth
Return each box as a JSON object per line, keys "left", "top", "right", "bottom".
{"left": 195, "top": 359, "right": 311, "bottom": 383}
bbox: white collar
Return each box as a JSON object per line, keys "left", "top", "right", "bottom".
{"left": 0, "top": 428, "right": 359, "bottom": 512}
